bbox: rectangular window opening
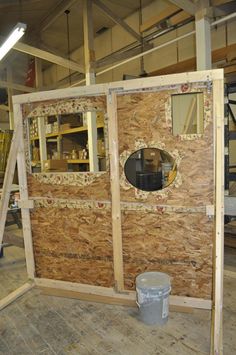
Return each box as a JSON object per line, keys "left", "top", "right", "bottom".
{"left": 29, "top": 111, "right": 106, "bottom": 173}
{"left": 172, "top": 92, "right": 204, "bottom": 136}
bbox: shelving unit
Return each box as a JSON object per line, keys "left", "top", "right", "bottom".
{"left": 30, "top": 113, "right": 105, "bottom": 172}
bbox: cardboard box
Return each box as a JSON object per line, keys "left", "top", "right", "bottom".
{"left": 42, "top": 160, "right": 67, "bottom": 172}
{"left": 60, "top": 123, "right": 71, "bottom": 131}
{"left": 97, "top": 139, "right": 105, "bottom": 156}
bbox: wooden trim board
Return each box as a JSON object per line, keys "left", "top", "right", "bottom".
{"left": 12, "top": 69, "right": 223, "bottom": 105}
{"left": 34, "top": 278, "right": 212, "bottom": 310}
{"left": 107, "top": 91, "right": 124, "bottom": 291}
{"left": 0, "top": 282, "right": 34, "bottom": 311}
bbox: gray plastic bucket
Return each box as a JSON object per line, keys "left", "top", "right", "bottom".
{"left": 136, "top": 272, "right": 171, "bottom": 326}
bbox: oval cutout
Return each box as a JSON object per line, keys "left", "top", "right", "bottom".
{"left": 124, "top": 148, "right": 177, "bottom": 191}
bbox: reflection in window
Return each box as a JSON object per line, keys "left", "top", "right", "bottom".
{"left": 124, "top": 148, "right": 177, "bottom": 191}
{"left": 29, "top": 112, "right": 106, "bottom": 173}
{"left": 172, "top": 92, "right": 204, "bottom": 135}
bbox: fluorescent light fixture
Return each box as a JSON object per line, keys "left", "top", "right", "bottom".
{"left": 0, "top": 22, "right": 27, "bottom": 61}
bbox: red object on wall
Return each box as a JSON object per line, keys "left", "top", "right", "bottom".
{"left": 25, "top": 58, "right": 35, "bottom": 87}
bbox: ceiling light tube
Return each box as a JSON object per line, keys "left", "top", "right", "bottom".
{"left": 0, "top": 22, "right": 27, "bottom": 61}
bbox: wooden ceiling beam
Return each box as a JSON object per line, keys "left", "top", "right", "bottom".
{"left": 140, "top": 4, "right": 180, "bottom": 32}
{"left": 12, "top": 41, "right": 85, "bottom": 73}
{"left": 93, "top": 0, "right": 143, "bottom": 43}
{"left": 0, "top": 80, "right": 36, "bottom": 93}
{"left": 37, "top": 0, "right": 79, "bottom": 33}
{"left": 168, "top": 0, "right": 197, "bottom": 15}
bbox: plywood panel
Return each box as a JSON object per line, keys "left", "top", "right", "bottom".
{"left": 117, "top": 89, "right": 214, "bottom": 206}
{"left": 122, "top": 211, "right": 213, "bottom": 299}
{"left": 31, "top": 207, "right": 113, "bottom": 287}
{"left": 27, "top": 173, "right": 111, "bottom": 200}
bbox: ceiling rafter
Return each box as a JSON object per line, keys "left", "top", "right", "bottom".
{"left": 168, "top": 0, "right": 197, "bottom": 15}
{"left": 12, "top": 41, "right": 85, "bottom": 73}
{"left": 37, "top": 0, "right": 79, "bottom": 33}
{"left": 0, "top": 79, "right": 35, "bottom": 93}
{"left": 92, "top": 0, "right": 143, "bottom": 43}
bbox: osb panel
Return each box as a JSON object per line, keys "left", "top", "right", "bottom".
{"left": 27, "top": 173, "right": 111, "bottom": 200}
{"left": 122, "top": 211, "right": 213, "bottom": 299}
{"left": 23, "top": 96, "right": 106, "bottom": 118}
{"left": 117, "top": 90, "right": 214, "bottom": 206}
{"left": 31, "top": 207, "right": 113, "bottom": 287}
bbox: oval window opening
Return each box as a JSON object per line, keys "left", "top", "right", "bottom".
{"left": 124, "top": 148, "right": 177, "bottom": 192}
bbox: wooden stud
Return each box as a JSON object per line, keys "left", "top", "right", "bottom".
{"left": 34, "top": 277, "right": 212, "bottom": 310}
{"left": 211, "top": 75, "right": 224, "bottom": 355}
{"left": 14, "top": 104, "right": 36, "bottom": 279}
{"left": 107, "top": 90, "right": 124, "bottom": 292}
{"left": 83, "top": 0, "right": 98, "bottom": 172}
{"left": 0, "top": 282, "right": 34, "bottom": 311}
{"left": 37, "top": 116, "right": 47, "bottom": 168}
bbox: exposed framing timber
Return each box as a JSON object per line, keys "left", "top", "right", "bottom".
{"left": 211, "top": 77, "right": 224, "bottom": 355}
{"left": 0, "top": 79, "right": 36, "bottom": 93}
{"left": 14, "top": 104, "right": 36, "bottom": 279}
{"left": 0, "top": 282, "right": 34, "bottom": 312}
{"left": 93, "top": 0, "right": 143, "bottom": 43}
{"left": 195, "top": 13, "right": 212, "bottom": 70}
{"left": 13, "top": 42, "right": 85, "bottom": 73}
{"left": 83, "top": 0, "right": 98, "bottom": 172}
{"left": 13, "top": 69, "right": 223, "bottom": 105}
{"left": 140, "top": 4, "right": 179, "bottom": 32}
{"left": 168, "top": 0, "right": 197, "bottom": 15}
{"left": 37, "top": 0, "right": 79, "bottom": 33}
{"left": 34, "top": 278, "right": 212, "bottom": 310}
{"left": 107, "top": 90, "right": 124, "bottom": 292}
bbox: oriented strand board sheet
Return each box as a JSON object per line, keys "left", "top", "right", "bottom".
{"left": 27, "top": 173, "right": 111, "bottom": 200}
{"left": 117, "top": 89, "right": 213, "bottom": 206}
{"left": 31, "top": 207, "right": 113, "bottom": 287}
{"left": 116, "top": 88, "right": 214, "bottom": 298}
{"left": 122, "top": 211, "right": 213, "bottom": 299}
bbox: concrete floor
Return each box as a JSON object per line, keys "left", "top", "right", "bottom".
{"left": 0, "top": 226, "right": 235, "bottom": 354}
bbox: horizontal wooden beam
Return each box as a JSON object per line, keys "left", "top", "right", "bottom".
{"left": 0, "top": 104, "right": 9, "bottom": 112}
{"left": 168, "top": 0, "right": 197, "bottom": 15}
{"left": 38, "top": 0, "right": 79, "bottom": 33}
{"left": 169, "top": 10, "right": 192, "bottom": 26}
{"left": 13, "top": 42, "right": 85, "bottom": 73}
{"left": 35, "top": 277, "right": 212, "bottom": 310}
{"left": 93, "top": 0, "right": 143, "bottom": 43}
{"left": 0, "top": 282, "right": 34, "bottom": 311}
{"left": 0, "top": 79, "right": 36, "bottom": 93}
{"left": 140, "top": 4, "right": 179, "bottom": 32}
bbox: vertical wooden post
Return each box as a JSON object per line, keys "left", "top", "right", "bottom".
{"left": 14, "top": 103, "right": 35, "bottom": 279}
{"left": 35, "top": 58, "right": 43, "bottom": 89}
{"left": 107, "top": 90, "right": 124, "bottom": 292}
{"left": 37, "top": 117, "right": 47, "bottom": 168}
{"left": 83, "top": 0, "right": 98, "bottom": 172}
{"left": 211, "top": 76, "right": 224, "bottom": 355}
{"left": 195, "top": 6, "right": 212, "bottom": 71}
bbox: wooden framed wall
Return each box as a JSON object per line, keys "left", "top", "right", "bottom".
{"left": 0, "top": 69, "right": 224, "bottom": 355}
